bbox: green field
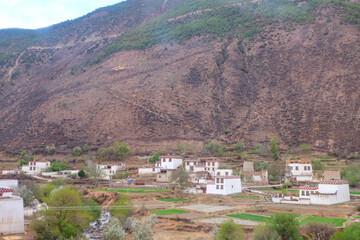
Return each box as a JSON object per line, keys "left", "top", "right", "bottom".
{"left": 227, "top": 213, "right": 272, "bottom": 223}
{"left": 231, "top": 195, "right": 260, "bottom": 199}
{"left": 299, "top": 216, "right": 346, "bottom": 227}
{"left": 151, "top": 209, "right": 189, "bottom": 216}
{"left": 156, "top": 198, "right": 192, "bottom": 202}
{"left": 350, "top": 191, "right": 360, "bottom": 195}
{"left": 89, "top": 188, "right": 171, "bottom": 193}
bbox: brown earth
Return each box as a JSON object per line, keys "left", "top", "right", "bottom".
{"left": 0, "top": 2, "right": 359, "bottom": 154}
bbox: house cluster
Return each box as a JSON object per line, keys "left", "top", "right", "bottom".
{"left": 0, "top": 180, "right": 24, "bottom": 236}
{"left": 139, "top": 156, "right": 243, "bottom": 195}
{"left": 273, "top": 159, "right": 349, "bottom": 205}
{"left": 96, "top": 163, "right": 126, "bottom": 180}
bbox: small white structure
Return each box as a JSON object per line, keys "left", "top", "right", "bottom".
{"left": 285, "top": 159, "right": 313, "bottom": 181}
{"left": 97, "top": 163, "right": 125, "bottom": 177}
{"left": 0, "top": 179, "right": 18, "bottom": 189}
{"left": 41, "top": 170, "right": 79, "bottom": 178}
{"left": 159, "top": 156, "right": 183, "bottom": 170}
{"left": 206, "top": 175, "right": 242, "bottom": 195}
{"left": 138, "top": 167, "right": 161, "bottom": 175}
{"left": 2, "top": 169, "right": 20, "bottom": 175}
{"left": 22, "top": 160, "right": 50, "bottom": 175}
{"left": 273, "top": 180, "right": 350, "bottom": 205}
{"left": 0, "top": 188, "right": 24, "bottom": 235}
{"left": 184, "top": 159, "right": 206, "bottom": 172}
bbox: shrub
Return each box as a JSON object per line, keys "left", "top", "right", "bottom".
{"left": 19, "top": 159, "right": 28, "bottom": 167}
{"left": 13, "top": 185, "right": 35, "bottom": 207}
{"left": 303, "top": 222, "right": 335, "bottom": 240}
{"left": 204, "top": 141, "right": 227, "bottom": 156}
{"left": 47, "top": 146, "right": 57, "bottom": 155}
{"left": 253, "top": 224, "right": 281, "bottom": 240}
{"left": 270, "top": 137, "right": 279, "bottom": 160}
{"left": 83, "top": 144, "right": 89, "bottom": 152}
{"left": 99, "top": 142, "right": 130, "bottom": 161}
{"left": 131, "top": 214, "right": 158, "bottom": 240}
{"left": 254, "top": 143, "right": 269, "bottom": 157}
{"left": 254, "top": 160, "right": 269, "bottom": 171}
{"left": 231, "top": 142, "right": 245, "bottom": 152}
{"left": 311, "top": 159, "right": 325, "bottom": 171}
{"left": 270, "top": 213, "right": 301, "bottom": 240}
{"left": 216, "top": 219, "right": 244, "bottom": 240}
{"left": 341, "top": 164, "right": 360, "bottom": 187}
{"left": 45, "top": 162, "right": 71, "bottom": 172}
{"left": 268, "top": 162, "right": 285, "bottom": 181}
{"left": 115, "top": 171, "right": 129, "bottom": 179}
{"left": 103, "top": 217, "right": 126, "bottom": 240}
{"left": 78, "top": 169, "right": 86, "bottom": 178}
{"left": 73, "top": 146, "right": 82, "bottom": 156}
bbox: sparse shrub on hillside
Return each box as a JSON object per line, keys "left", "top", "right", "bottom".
{"left": 216, "top": 219, "right": 244, "bottom": 240}
{"left": 268, "top": 162, "right": 285, "bottom": 181}
{"left": 231, "top": 141, "right": 245, "bottom": 152}
{"left": 149, "top": 152, "right": 160, "bottom": 163}
{"left": 47, "top": 146, "right": 57, "bottom": 155}
{"left": 254, "top": 160, "right": 269, "bottom": 171}
{"left": 73, "top": 146, "right": 82, "bottom": 156}
{"left": 83, "top": 144, "right": 89, "bottom": 152}
{"left": 253, "top": 224, "right": 281, "bottom": 240}
{"left": 347, "top": 153, "right": 358, "bottom": 159}
{"left": 311, "top": 159, "right": 325, "bottom": 171}
{"left": 114, "top": 171, "right": 129, "bottom": 179}
{"left": 218, "top": 163, "right": 231, "bottom": 169}
{"left": 204, "top": 141, "right": 227, "bottom": 157}
{"left": 254, "top": 143, "right": 270, "bottom": 157}
{"left": 289, "top": 144, "right": 312, "bottom": 154}
{"left": 78, "top": 169, "right": 86, "bottom": 178}
{"left": 270, "top": 137, "right": 279, "bottom": 160}
{"left": 342, "top": 164, "right": 360, "bottom": 187}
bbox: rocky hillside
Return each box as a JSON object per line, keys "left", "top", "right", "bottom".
{"left": 0, "top": 0, "right": 359, "bottom": 153}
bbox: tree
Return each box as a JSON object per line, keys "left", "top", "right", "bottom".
{"left": 78, "top": 169, "right": 86, "bottom": 178}
{"left": 170, "top": 168, "right": 191, "bottom": 194}
{"left": 253, "top": 224, "right": 281, "bottom": 240}
{"left": 311, "top": 159, "right": 325, "bottom": 171}
{"left": 32, "top": 184, "right": 56, "bottom": 202}
{"left": 109, "top": 194, "right": 133, "bottom": 223}
{"left": 330, "top": 232, "right": 345, "bottom": 240}
{"left": 302, "top": 222, "right": 335, "bottom": 240}
{"left": 83, "top": 144, "right": 89, "bottom": 152}
{"left": 232, "top": 142, "right": 245, "bottom": 152}
{"left": 268, "top": 162, "right": 285, "bottom": 181}
{"left": 216, "top": 219, "right": 244, "bottom": 240}
{"left": 45, "top": 162, "right": 71, "bottom": 172}
{"left": 343, "top": 223, "right": 360, "bottom": 239}
{"left": 47, "top": 146, "right": 57, "bottom": 155}
{"left": 13, "top": 185, "right": 35, "bottom": 207}
{"left": 73, "top": 146, "right": 82, "bottom": 156}
{"left": 270, "top": 213, "right": 301, "bottom": 240}
{"left": 99, "top": 142, "right": 130, "bottom": 161}
{"left": 341, "top": 164, "right": 360, "bottom": 187}
{"left": 149, "top": 153, "right": 160, "bottom": 163}
{"left": 204, "top": 141, "right": 227, "bottom": 157}
{"left": 30, "top": 187, "right": 94, "bottom": 239}
{"left": 270, "top": 137, "right": 279, "bottom": 160}
{"left": 19, "top": 159, "right": 28, "bottom": 167}
{"left": 103, "top": 217, "right": 126, "bottom": 240}
{"left": 131, "top": 214, "right": 158, "bottom": 240}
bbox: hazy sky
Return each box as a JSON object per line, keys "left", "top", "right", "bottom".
{"left": 0, "top": 0, "right": 124, "bottom": 30}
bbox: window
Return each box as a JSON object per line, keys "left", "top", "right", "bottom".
{"left": 232, "top": 185, "right": 234, "bottom": 188}
{"left": 187, "top": 162, "right": 189, "bottom": 166}
{"left": 169, "top": 159, "right": 172, "bottom": 162}
{"left": 301, "top": 191, "right": 305, "bottom": 196}
{"left": 216, "top": 179, "right": 220, "bottom": 183}
{"left": 159, "top": 175, "right": 161, "bottom": 178}
{"left": 221, "top": 185, "right": 224, "bottom": 189}
{"left": 221, "top": 178, "right": 224, "bottom": 183}
{"left": 216, "top": 185, "right": 219, "bottom": 189}
{"left": 212, "top": 162, "right": 215, "bottom": 166}
{"left": 296, "top": 166, "right": 299, "bottom": 170}
{"left": 152, "top": 168, "right": 155, "bottom": 171}
{"left": 212, "top": 168, "right": 215, "bottom": 171}
{"left": 225, "top": 172, "right": 229, "bottom": 176}
{"left": 306, "top": 191, "right": 309, "bottom": 196}
{"left": 163, "top": 159, "right": 165, "bottom": 162}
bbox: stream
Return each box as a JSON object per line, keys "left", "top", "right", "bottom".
{"left": 84, "top": 210, "right": 111, "bottom": 240}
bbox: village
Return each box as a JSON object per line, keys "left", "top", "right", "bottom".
{"left": 1, "top": 143, "right": 360, "bottom": 239}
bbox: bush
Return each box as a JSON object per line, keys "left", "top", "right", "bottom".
{"left": 268, "top": 162, "right": 285, "bottom": 181}
{"left": 330, "top": 223, "right": 360, "bottom": 240}
{"left": 114, "top": 171, "right": 129, "bottom": 179}
{"left": 19, "top": 159, "right": 28, "bottom": 167}
{"left": 231, "top": 142, "right": 245, "bottom": 152}
{"left": 47, "top": 146, "right": 57, "bottom": 155}
{"left": 204, "top": 141, "right": 227, "bottom": 157}
{"left": 216, "top": 219, "right": 244, "bottom": 240}
{"left": 341, "top": 164, "right": 360, "bottom": 187}
{"left": 270, "top": 213, "right": 301, "bottom": 240}
{"left": 83, "top": 144, "right": 89, "bottom": 152}
{"left": 253, "top": 224, "right": 281, "bottom": 240}
{"left": 78, "top": 169, "right": 86, "bottom": 178}
{"left": 303, "top": 222, "right": 335, "bottom": 240}
{"left": 131, "top": 214, "right": 158, "bottom": 240}
{"left": 73, "top": 146, "right": 82, "bottom": 156}
{"left": 13, "top": 185, "right": 35, "bottom": 207}
{"left": 45, "top": 162, "right": 71, "bottom": 172}
{"left": 103, "top": 217, "right": 126, "bottom": 240}
{"left": 109, "top": 194, "right": 133, "bottom": 223}
{"left": 254, "top": 143, "right": 270, "bottom": 157}
{"left": 99, "top": 142, "right": 130, "bottom": 161}
{"left": 254, "top": 160, "right": 269, "bottom": 171}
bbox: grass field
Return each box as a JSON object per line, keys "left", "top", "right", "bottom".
{"left": 231, "top": 195, "right": 260, "bottom": 199}
{"left": 299, "top": 216, "right": 346, "bottom": 227}
{"left": 89, "top": 188, "right": 171, "bottom": 193}
{"left": 151, "top": 209, "right": 189, "bottom": 215}
{"left": 156, "top": 198, "right": 192, "bottom": 202}
{"left": 227, "top": 213, "right": 272, "bottom": 223}
{"left": 350, "top": 191, "right": 360, "bottom": 195}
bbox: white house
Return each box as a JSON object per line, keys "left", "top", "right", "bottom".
{"left": 204, "top": 159, "right": 219, "bottom": 176}
{"left": 159, "top": 156, "right": 183, "bottom": 170}
{"left": 0, "top": 179, "right": 18, "bottom": 189}
{"left": 206, "top": 175, "right": 242, "bottom": 195}
{"left": 285, "top": 159, "right": 313, "bottom": 181}
{"left": 22, "top": 160, "right": 50, "bottom": 175}
{"left": 215, "top": 169, "right": 233, "bottom": 176}
{"left": 184, "top": 159, "right": 206, "bottom": 172}
{"left": 138, "top": 167, "right": 161, "bottom": 175}
{"left": 97, "top": 163, "right": 125, "bottom": 177}
{"left": 0, "top": 188, "right": 24, "bottom": 235}
{"left": 273, "top": 180, "right": 350, "bottom": 205}
{"left": 41, "top": 170, "right": 79, "bottom": 178}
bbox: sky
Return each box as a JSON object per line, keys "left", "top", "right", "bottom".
{"left": 0, "top": 0, "right": 124, "bottom": 30}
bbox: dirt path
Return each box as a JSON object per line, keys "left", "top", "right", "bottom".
{"left": 7, "top": 51, "right": 26, "bottom": 81}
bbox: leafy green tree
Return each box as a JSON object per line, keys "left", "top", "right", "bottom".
{"left": 109, "top": 194, "right": 133, "bottom": 223}
{"left": 20, "top": 150, "right": 27, "bottom": 159}
{"left": 343, "top": 223, "right": 360, "bottom": 239}
{"left": 30, "top": 187, "right": 94, "bottom": 239}
{"left": 45, "top": 162, "right": 71, "bottom": 172}
{"left": 270, "top": 213, "right": 301, "bottom": 240}
{"left": 270, "top": 137, "right": 279, "bottom": 160}
{"left": 78, "top": 169, "right": 86, "bottom": 178}
{"left": 83, "top": 144, "right": 89, "bottom": 152}
{"left": 311, "top": 159, "right": 325, "bottom": 171}
{"left": 99, "top": 142, "right": 130, "bottom": 161}
{"left": 33, "top": 184, "right": 56, "bottom": 202}
{"left": 19, "top": 159, "right": 28, "bottom": 167}
{"left": 204, "top": 141, "right": 227, "bottom": 156}
{"left": 232, "top": 142, "right": 245, "bottom": 152}
{"left": 330, "top": 232, "right": 345, "bottom": 240}
{"left": 341, "top": 164, "right": 360, "bottom": 187}
{"left": 268, "top": 162, "right": 285, "bottom": 181}
{"left": 170, "top": 168, "right": 191, "bottom": 193}
{"left": 73, "top": 146, "right": 82, "bottom": 156}
{"left": 149, "top": 153, "right": 160, "bottom": 163}
{"left": 132, "top": 214, "right": 158, "bottom": 240}
{"left": 253, "top": 224, "right": 281, "bottom": 240}
{"left": 216, "top": 219, "right": 244, "bottom": 240}
{"left": 103, "top": 217, "right": 126, "bottom": 240}
{"left": 84, "top": 197, "right": 101, "bottom": 221}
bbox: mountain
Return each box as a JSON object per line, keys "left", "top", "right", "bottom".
{"left": 0, "top": 0, "right": 359, "bottom": 154}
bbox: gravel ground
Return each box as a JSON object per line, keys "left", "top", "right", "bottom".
{"left": 179, "top": 204, "right": 235, "bottom": 213}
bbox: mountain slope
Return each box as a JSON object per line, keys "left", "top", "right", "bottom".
{"left": 0, "top": 0, "right": 359, "bottom": 153}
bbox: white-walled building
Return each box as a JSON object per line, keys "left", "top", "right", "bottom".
{"left": 22, "top": 160, "right": 50, "bottom": 175}
{"left": 204, "top": 159, "right": 219, "bottom": 175}
{"left": 0, "top": 179, "right": 18, "bottom": 189}
{"left": 138, "top": 167, "right": 161, "bottom": 175}
{"left": 215, "top": 169, "right": 233, "bottom": 176}
{"left": 285, "top": 159, "right": 313, "bottom": 181}
{"left": 0, "top": 188, "right": 24, "bottom": 235}
{"left": 206, "top": 175, "right": 242, "bottom": 195}
{"left": 273, "top": 180, "right": 350, "bottom": 205}
{"left": 159, "top": 156, "right": 183, "bottom": 170}
{"left": 41, "top": 170, "right": 79, "bottom": 178}
{"left": 97, "top": 163, "right": 125, "bottom": 177}
{"left": 184, "top": 159, "right": 206, "bottom": 172}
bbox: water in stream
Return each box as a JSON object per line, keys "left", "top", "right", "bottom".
{"left": 84, "top": 210, "right": 111, "bottom": 240}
